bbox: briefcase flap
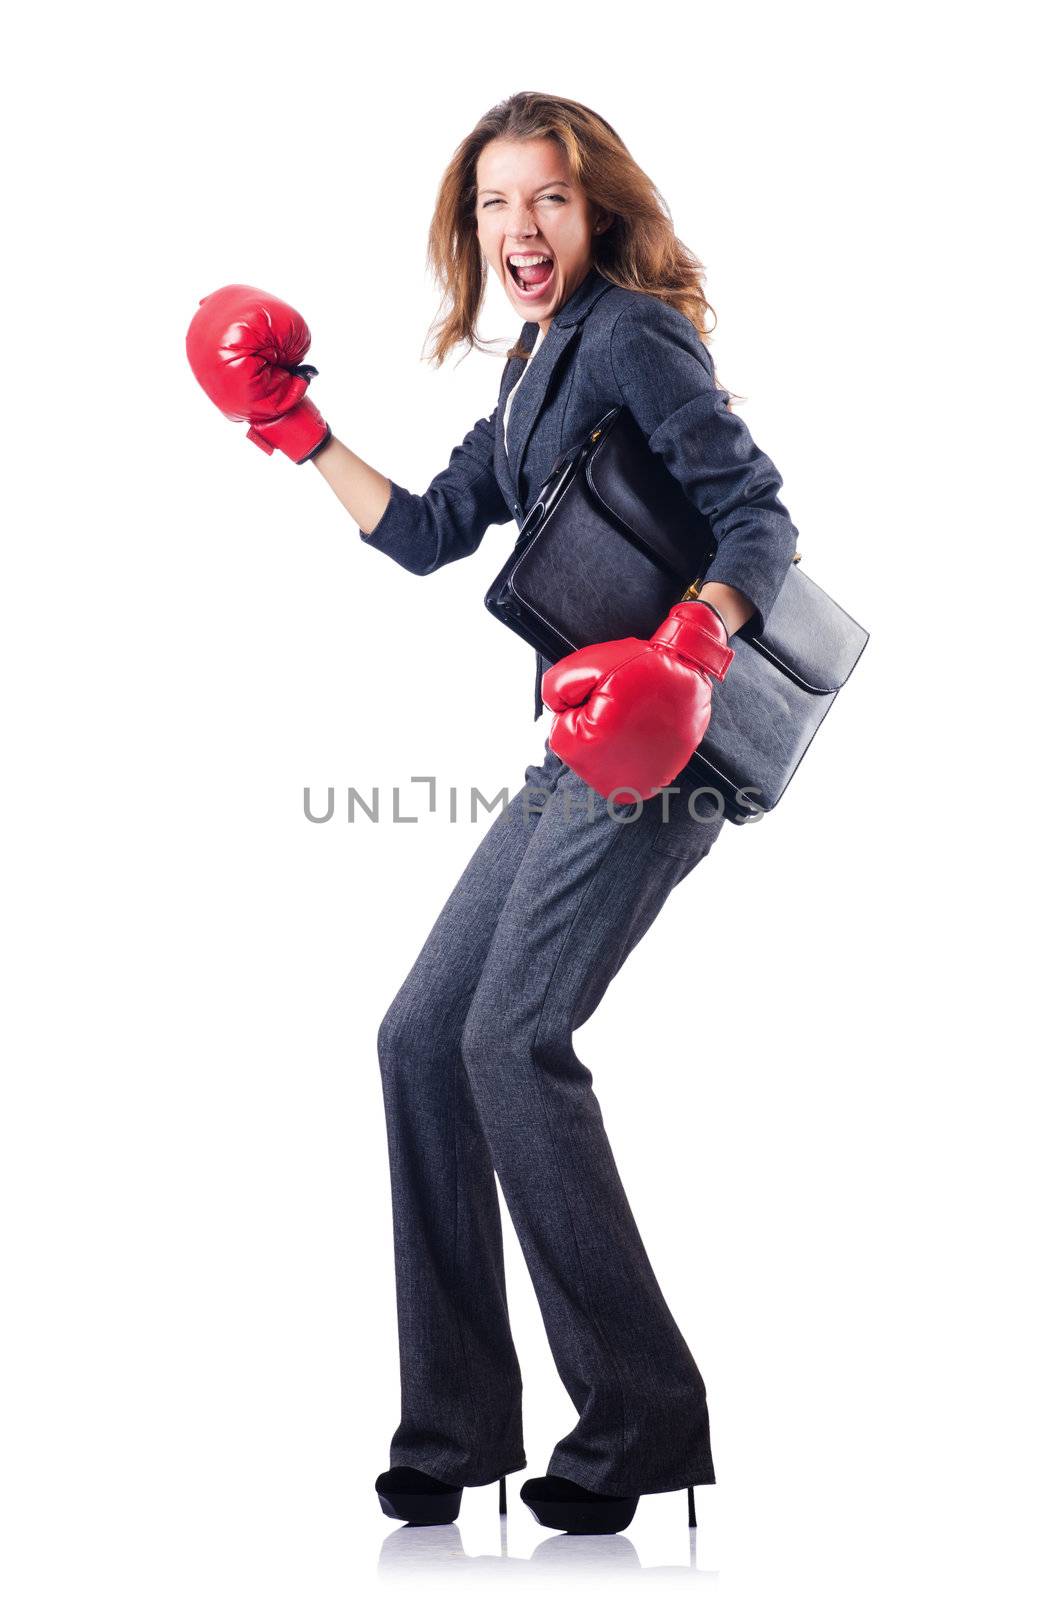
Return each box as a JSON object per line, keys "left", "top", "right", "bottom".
{"left": 741, "top": 563, "right": 868, "bottom": 696}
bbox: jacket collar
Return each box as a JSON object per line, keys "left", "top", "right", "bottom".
{"left": 510, "top": 264, "right": 615, "bottom": 359}
{"left": 550, "top": 263, "right": 615, "bottom": 327}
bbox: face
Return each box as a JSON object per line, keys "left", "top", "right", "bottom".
{"left": 475, "top": 136, "right": 609, "bottom": 337}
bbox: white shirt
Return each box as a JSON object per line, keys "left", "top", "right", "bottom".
{"left": 503, "top": 336, "right": 540, "bottom": 459}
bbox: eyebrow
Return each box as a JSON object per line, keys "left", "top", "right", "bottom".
{"left": 477, "top": 180, "right": 573, "bottom": 197}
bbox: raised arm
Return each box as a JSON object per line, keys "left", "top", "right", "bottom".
{"left": 186, "top": 283, "right": 511, "bottom": 576}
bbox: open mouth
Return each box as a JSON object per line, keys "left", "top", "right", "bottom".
{"left": 506, "top": 254, "right": 555, "bottom": 299}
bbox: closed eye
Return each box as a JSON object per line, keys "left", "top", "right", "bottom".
{"left": 482, "top": 194, "right": 568, "bottom": 207}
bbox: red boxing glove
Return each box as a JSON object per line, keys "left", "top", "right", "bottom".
{"left": 185, "top": 284, "right": 331, "bottom": 464}
{"left": 542, "top": 601, "right": 736, "bottom": 803}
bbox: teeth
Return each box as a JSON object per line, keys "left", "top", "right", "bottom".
{"left": 508, "top": 254, "right": 552, "bottom": 266}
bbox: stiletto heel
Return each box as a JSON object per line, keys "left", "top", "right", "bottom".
{"left": 687, "top": 1485, "right": 697, "bottom": 1527}
{"left": 499, "top": 1475, "right": 507, "bottom": 1514}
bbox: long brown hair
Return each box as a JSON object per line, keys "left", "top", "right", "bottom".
{"left": 424, "top": 90, "right": 730, "bottom": 393}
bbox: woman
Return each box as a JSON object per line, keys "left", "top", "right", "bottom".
{"left": 185, "top": 90, "right": 798, "bottom": 1536}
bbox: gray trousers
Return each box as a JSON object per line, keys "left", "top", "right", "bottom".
{"left": 376, "top": 741, "right": 727, "bottom": 1497}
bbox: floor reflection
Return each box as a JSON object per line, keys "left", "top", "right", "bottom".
{"left": 376, "top": 1517, "right": 719, "bottom": 1581}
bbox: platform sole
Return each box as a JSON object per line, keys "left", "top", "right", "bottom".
{"left": 520, "top": 1489, "right": 639, "bottom": 1534}
{"left": 376, "top": 1486, "right": 463, "bottom": 1526}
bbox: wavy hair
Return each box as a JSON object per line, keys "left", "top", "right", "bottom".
{"left": 424, "top": 90, "right": 733, "bottom": 395}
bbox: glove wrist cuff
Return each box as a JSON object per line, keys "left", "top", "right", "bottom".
{"left": 247, "top": 397, "right": 330, "bottom": 464}
{"left": 651, "top": 601, "right": 735, "bottom": 682}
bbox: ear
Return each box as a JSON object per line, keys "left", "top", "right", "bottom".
{"left": 593, "top": 212, "right": 614, "bottom": 236}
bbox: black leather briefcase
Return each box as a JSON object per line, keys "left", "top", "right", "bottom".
{"left": 484, "top": 405, "right": 869, "bottom": 823}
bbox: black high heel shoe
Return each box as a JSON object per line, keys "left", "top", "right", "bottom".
{"left": 375, "top": 1466, "right": 508, "bottom": 1526}
{"left": 520, "top": 1473, "right": 699, "bottom": 1535}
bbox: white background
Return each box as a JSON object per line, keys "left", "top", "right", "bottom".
{"left": 3, "top": 3, "right": 1056, "bottom": 1595}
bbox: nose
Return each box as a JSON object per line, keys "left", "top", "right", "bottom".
{"left": 509, "top": 205, "right": 539, "bottom": 237}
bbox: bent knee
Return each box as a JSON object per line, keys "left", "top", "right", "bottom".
{"left": 376, "top": 988, "right": 467, "bottom": 1073}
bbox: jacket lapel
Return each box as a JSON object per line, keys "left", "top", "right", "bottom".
{"left": 504, "top": 321, "right": 579, "bottom": 502}
{"left": 494, "top": 266, "right": 616, "bottom": 512}
{"left": 493, "top": 328, "right": 537, "bottom": 508}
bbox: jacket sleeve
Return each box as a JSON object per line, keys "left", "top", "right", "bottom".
{"left": 608, "top": 297, "right": 798, "bottom": 634}
{"left": 356, "top": 407, "right": 512, "bottom": 576}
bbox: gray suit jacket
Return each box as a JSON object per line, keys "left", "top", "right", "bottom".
{"left": 358, "top": 265, "right": 799, "bottom": 720}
